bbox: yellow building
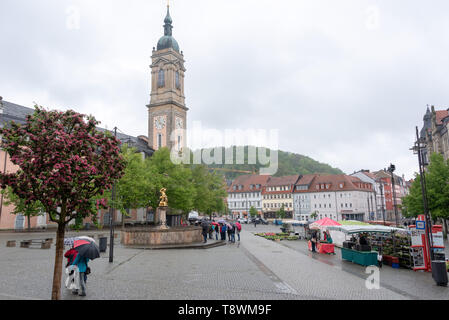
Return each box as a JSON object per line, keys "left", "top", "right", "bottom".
{"left": 261, "top": 175, "right": 301, "bottom": 220}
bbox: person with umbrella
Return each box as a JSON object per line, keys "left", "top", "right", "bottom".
{"left": 68, "top": 236, "right": 100, "bottom": 297}
{"left": 71, "top": 253, "right": 90, "bottom": 296}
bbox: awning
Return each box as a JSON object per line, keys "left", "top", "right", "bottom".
{"left": 326, "top": 224, "right": 406, "bottom": 234}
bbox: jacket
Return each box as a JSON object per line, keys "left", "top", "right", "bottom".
{"left": 64, "top": 249, "right": 78, "bottom": 267}
{"left": 72, "top": 254, "right": 90, "bottom": 273}
{"left": 221, "top": 224, "right": 227, "bottom": 232}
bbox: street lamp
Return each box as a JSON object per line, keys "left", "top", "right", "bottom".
{"left": 377, "top": 180, "right": 386, "bottom": 225}
{"left": 109, "top": 127, "right": 118, "bottom": 263}
{"left": 387, "top": 164, "right": 400, "bottom": 226}
{"left": 411, "top": 126, "right": 434, "bottom": 261}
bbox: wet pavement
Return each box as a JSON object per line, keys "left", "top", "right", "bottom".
{"left": 0, "top": 225, "right": 448, "bottom": 300}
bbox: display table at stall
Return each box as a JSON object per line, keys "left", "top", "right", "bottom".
{"left": 341, "top": 247, "right": 377, "bottom": 266}
{"left": 308, "top": 241, "right": 335, "bottom": 254}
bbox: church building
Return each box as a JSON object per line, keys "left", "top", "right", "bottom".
{"left": 147, "top": 5, "right": 188, "bottom": 152}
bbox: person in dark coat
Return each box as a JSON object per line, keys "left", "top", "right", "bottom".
{"left": 215, "top": 223, "right": 219, "bottom": 240}
{"left": 227, "top": 224, "right": 233, "bottom": 242}
{"left": 201, "top": 221, "right": 209, "bottom": 243}
{"left": 311, "top": 231, "right": 317, "bottom": 253}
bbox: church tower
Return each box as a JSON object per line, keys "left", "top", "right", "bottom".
{"left": 147, "top": 5, "right": 188, "bottom": 152}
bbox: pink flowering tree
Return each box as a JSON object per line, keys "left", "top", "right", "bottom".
{"left": 0, "top": 106, "right": 125, "bottom": 300}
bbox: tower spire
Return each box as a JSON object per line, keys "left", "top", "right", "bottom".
{"left": 163, "top": 3, "right": 173, "bottom": 36}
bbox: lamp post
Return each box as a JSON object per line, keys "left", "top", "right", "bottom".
{"left": 387, "top": 164, "right": 400, "bottom": 226}
{"left": 109, "top": 127, "right": 118, "bottom": 263}
{"left": 412, "top": 126, "right": 434, "bottom": 261}
{"left": 378, "top": 180, "right": 386, "bottom": 226}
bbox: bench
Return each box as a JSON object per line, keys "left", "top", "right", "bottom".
{"left": 6, "top": 240, "right": 16, "bottom": 247}
{"left": 20, "top": 239, "right": 52, "bottom": 249}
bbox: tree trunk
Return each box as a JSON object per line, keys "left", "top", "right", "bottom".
{"left": 27, "top": 215, "right": 31, "bottom": 232}
{"left": 51, "top": 222, "right": 65, "bottom": 300}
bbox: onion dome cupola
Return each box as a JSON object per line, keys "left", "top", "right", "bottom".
{"left": 157, "top": 6, "right": 180, "bottom": 52}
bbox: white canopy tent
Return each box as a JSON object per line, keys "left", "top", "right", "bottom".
{"left": 326, "top": 224, "right": 406, "bottom": 247}
{"left": 326, "top": 225, "right": 405, "bottom": 234}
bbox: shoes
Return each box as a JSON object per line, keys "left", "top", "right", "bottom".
{"left": 72, "top": 290, "right": 78, "bottom": 295}
{"left": 79, "top": 292, "right": 86, "bottom": 296}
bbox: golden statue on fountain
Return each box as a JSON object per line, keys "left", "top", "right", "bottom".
{"left": 159, "top": 188, "right": 168, "bottom": 207}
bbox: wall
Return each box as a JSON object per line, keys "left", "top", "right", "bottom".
{"left": 121, "top": 226, "right": 203, "bottom": 246}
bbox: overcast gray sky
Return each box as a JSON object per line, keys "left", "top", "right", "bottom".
{"left": 2, "top": 0, "right": 449, "bottom": 180}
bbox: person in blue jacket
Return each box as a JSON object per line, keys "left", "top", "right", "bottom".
{"left": 220, "top": 223, "right": 227, "bottom": 241}
{"left": 72, "top": 254, "right": 90, "bottom": 296}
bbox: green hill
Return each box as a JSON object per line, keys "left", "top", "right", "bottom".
{"left": 192, "top": 146, "right": 344, "bottom": 180}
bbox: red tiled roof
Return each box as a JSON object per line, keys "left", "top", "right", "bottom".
{"left": 295, "top": 174, "right": 372, "bottom": 193}
{"left": 295, "top": 174, "right": 316, "bottom": 186}
{"left": 266, "top": 175, "right": 300, "bottom": 187}
{"left": 227, "top": 174, "right": 270, "bottom": 193}
{"left": 436, "top": 110, "right": 449, "bottom": 125}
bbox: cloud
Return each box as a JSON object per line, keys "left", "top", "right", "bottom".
{"left": 2, "top": 0, "right": 449, "bottom": 180}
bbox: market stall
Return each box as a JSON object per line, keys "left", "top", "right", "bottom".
{"left": 281, "top": 220, "right": 308, "bottom": 239}
{"left": 327, "top": 224, "right": 405, "bottom": 267}
{"left": 308, "top": 218, "right": 341, "bottom": 254}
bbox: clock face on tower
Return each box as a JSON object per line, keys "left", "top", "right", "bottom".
{"left": 154, "top": 116, "right": 166, "bottom": 130}
{"left": 175, "top": 117, "right": 183, "bottom": 129}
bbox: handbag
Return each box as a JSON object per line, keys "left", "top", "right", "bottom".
{"left": 85, "top": 267, "right": 91, "bottom": 275}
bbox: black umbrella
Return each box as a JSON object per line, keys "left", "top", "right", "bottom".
{"left": 74, "top": 239, "right": 100, "bottom": 260}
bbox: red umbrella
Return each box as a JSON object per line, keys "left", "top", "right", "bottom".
{"left": 309, "top": 217, "right": 341, "bottom": 230}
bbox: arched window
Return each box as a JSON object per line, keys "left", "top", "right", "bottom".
{"left": 158, "top": 69, "right": 165, "bottom": 88}
{"left": 175, "top": 71, "right": 180, "bottom": 89}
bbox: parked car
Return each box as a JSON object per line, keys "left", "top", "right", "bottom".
{"left": 237, "top": 218, "right": 246, "bottom": 224}
{"left": 188, "top": 211, "right": 199, "bottom": 225}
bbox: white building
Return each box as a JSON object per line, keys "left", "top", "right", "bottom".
{"left": 293, "top": 174, "right": 375, "bottom": 222}
{"left": 227, "top": 175, "right": 270, "bottom": 218}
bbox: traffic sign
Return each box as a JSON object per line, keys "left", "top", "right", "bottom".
{"left": 416, "top": 220, "right": 425, "bottom": 230}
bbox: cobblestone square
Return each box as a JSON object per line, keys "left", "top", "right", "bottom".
{"left": 0, "top": 224, "right": 448, "bottom": 300}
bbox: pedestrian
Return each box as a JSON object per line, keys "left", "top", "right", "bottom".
{"left": 235, "top": 222, "right": 242, "bottom": 242}
{"left": 311, "top": 231, "right": 317, "bottom": 253}
{"left": 378, "top": 247, "right": 383, "bottom": 268}
{"left": 254, "top": 218, "right": 257, "bottom": 228}
{"left": 231, "top": 223, "right": 236, "bottom": 243}
{"left": 201, "top": 221, "right": 208, "bottom": 243}
{"left": 215, "top": 224, "right": 219, "bottom": 240}
{"left": 221, "top": 223, "right": 227, "bottom": 241}
{"left": 208, "top": 223, "right": 214, "bottom": 239}
{"left": 71, "top": 254, "right": 90, "bottom": 296}
{"left": 64, "top": 245, "right": 78, "bottom": 268}
{"left": 227, "top": 223, "right": 233, "bottom": 242}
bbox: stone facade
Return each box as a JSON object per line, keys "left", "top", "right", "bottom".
{"left": 121, "top": 226, "right": 203, "bottom": 246}
{"left": 147, "top": 7, "right": 187, "bottom": 152}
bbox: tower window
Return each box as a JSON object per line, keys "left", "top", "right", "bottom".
{"left": 158, "top": 69, "right": 165, "bottom": 88}
{"left": 158, "top": 133, "right": 162, "bottom": 149}
{"left": 175, "top": 71, "right": 180, "bottom": 89}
